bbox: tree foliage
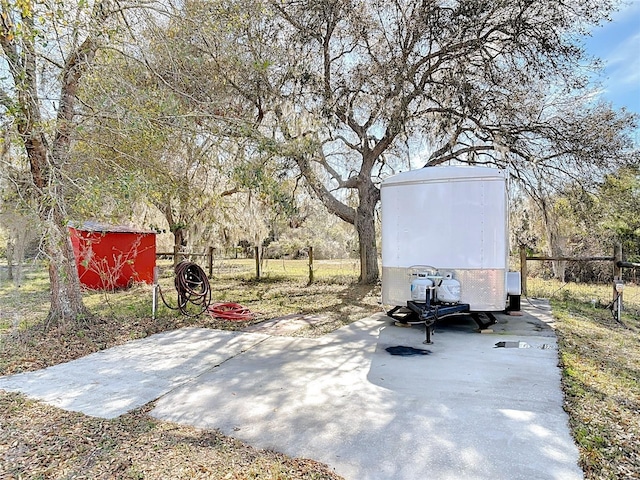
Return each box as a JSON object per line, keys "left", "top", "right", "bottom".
{"left": 3, "top": 0, "right": 637, "bottom": 313}
{"left": 71, "top": 21, "right": 300, "bottom": 258}
{"left": 156, "top": 0, "right": 638, "bottom": 283}
{"left": 0, "top": 0, "right": 167, "bottom": 322}
{"left": 513, "top": 167, "right": 640, "bottom": 282}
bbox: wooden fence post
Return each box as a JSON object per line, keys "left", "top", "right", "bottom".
{"left": 254, "top": 246, "right": 261, "bottom": 279}
{"left": 173, "top": 244, "right": 179, "bottom": 268}
{"left": 208, "top": 246, "right": 214, "bottom": 278}
{"left": 519, "top": 245, "right": 528, "bottom": 296}
{"left": 308, "top": 246, "right": 314, "bottom": 285}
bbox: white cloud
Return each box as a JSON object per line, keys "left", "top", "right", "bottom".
{"left": 605, "top": 31, "right": 640, "bottom": 86}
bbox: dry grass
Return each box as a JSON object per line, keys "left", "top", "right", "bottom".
{"left": 0, "top": 259, "right": 379, "bottom": 479}
{"left": 3, "top": 262, "right": 639, "bottom": 479}
{"left": 1, "top": 393, "right": 340, "bottom": 479}
{"left": 527, "top": 278, "right": 640, "bottom": 480}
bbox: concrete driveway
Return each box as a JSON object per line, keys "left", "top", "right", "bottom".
{"left": 0, "top": 302, "right": 582, "bottom": 480}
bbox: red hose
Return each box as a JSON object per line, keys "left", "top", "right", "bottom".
{"left": 208, "top": 302, "right": 255, "bottom": 321}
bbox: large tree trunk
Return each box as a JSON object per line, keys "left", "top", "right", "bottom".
{"left": 1, "top": 0, "right": 111, "bottom": 326}
{"left": 45, "top": 204, "right": 88, "bottom": 323}
{"left": 27, "top": 136, "right": 88, "bottom": 324}
{"left": 172, "top": 226, "right": 187, "bottom": 267}
{"left": 356, "top": 179, "right": 380, "bottom": 284}
{"left": 159, "top": 200, "right": 188, "bottom": 267}
{"left": 294, "top": 154, "right": 382, "bottom": 283}
{"left": 539, "top": 196, "right": 567, "bottom": 282}
{"left": 548, "top": 235, "right": 567, "bottom": 282}
{"left": 6, "top": 240, "right": 14, "bottom": 281}
{"left": 19, "top": 96, "right": 90, "bottom": 323}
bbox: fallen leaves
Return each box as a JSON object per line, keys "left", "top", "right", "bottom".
{"left": 0, "top": 272, "right": 371, "bottom": 479}
{"left": 0, "top": 392, "right": 342, "bottom": 479}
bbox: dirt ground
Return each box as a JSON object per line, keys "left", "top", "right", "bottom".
{"left": 1, "top": 265, "right": 381, "bottom": 479}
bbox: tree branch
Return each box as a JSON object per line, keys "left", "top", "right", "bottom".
{"left": 296, "top": 153, "right": 356, "bottom": 225}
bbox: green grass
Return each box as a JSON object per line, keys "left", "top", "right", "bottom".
{"left": 0, "top": 263, "right": 51, "bottom": 333}
{"left": 0, "top": 258, "right": 369, "bottom": 332}
{"left": 0, "top": 258, "right": 381, "bottom": 375}
{"left": 526, "top": 276, "right": 640, "bottom": 317}
{"left": 0, "top": 258, "right": 369, "bottom": 479}
{"left": 208, "top": 257, "right": 360, "bottom": 281}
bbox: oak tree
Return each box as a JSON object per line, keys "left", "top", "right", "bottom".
{"left": 185, "top": 0, "right": 636, "bottom": 283}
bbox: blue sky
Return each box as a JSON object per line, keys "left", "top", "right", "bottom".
{"left": 582, "top": 1, "right": 640, "bottom": 115}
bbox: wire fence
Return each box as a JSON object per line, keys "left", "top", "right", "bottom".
{"left": 156, "top": 246, "right": 361, "bottom": 283}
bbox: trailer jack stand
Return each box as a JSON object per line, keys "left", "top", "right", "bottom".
{"left": 388, "top": 300, "right": 471, "bottom": 344}
{"left": 424, "top": 319, "right": 436, "bottom": 345}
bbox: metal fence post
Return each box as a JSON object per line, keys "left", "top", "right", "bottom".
{"left": 152, "top": 267, "right": 159, "bottom": 320}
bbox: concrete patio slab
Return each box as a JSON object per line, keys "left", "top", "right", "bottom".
{"left": 0, "top": 328, "right": 268, "bottom": 418}
{"left": 151, "top": 308, "right": 582, "bottom": 480}
{"left": 0, "top": 302, "right": 583, "bottom": 479}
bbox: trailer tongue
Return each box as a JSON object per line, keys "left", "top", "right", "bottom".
{"left": 388, "top": 302, "right": 471, "bottom": 344}
{"left": 387, "top": 300, "right": 499, "bottom": 344}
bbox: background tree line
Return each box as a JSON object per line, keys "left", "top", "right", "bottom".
{"left": 1, "top": 0, "right": 638, "bottom": 324}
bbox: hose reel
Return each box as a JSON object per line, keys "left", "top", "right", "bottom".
{"left": 155, "top": 260, "right": 255, "bottom": 321}
{"left": 158, "top": 261, "right": 212, "bottom": 317}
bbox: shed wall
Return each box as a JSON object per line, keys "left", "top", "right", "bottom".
{"left": 69, "top": 228, "right": 156, "bottom": 290}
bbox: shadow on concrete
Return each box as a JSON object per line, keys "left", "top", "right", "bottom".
{"left": 151, "top": 310, "right": 582, "bottom": 480}
{"left": 0, "top": 328, "right": 269, "bottom": 418}
{"left": 0, "top": 304, "right": 582, "bottom": 479}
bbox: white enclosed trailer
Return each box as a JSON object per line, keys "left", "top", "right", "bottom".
{"left": 381, "top": 166, "right": 519, "bottom": 339}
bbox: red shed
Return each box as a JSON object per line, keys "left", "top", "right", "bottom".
{"left": 69, "top": 222, "right": 156, "bottom": 290}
